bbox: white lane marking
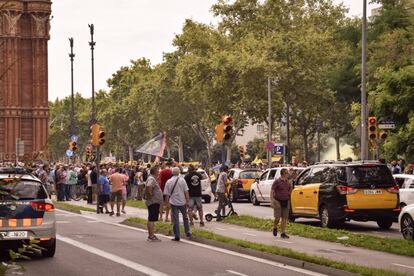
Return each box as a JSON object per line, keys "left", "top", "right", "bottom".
{"left": 215, "top": 227, "right": 227, "bottom": 231}
{"left": 243, "top": 233, "right": 257, "bottom": 237}
{"left": 87, "top": 220, "right": 100, "bottom": 223}
{"left": 56, "top": 221, "right": 71, "bottom": 224}
{"left": 226, "top": 270, "right": 249, "bottom": 276}
{"left": 56, "top": 214, "right": 77, "bottom": 217}
{"left": 57, "top": 234, "right": 168, "bottom": 276}
{"left": 392, "top": 263, "right": 414, "bottom": 270}
{"left": 56, "top": 209, "right": 325, "bottom": 276}
{"left": 325, "top": 249, "right": 343, "bottom": 254}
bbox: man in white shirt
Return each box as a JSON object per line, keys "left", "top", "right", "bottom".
{"left": 164, "top": 167, "right": 191, "bottom": 241}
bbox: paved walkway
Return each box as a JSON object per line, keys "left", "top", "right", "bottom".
{"left": 59, "top": 200, "right": 414, "bottom": 275}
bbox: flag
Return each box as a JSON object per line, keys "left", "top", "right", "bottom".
{"left": 135, "top": 132, "right": 166, "bottom": 157}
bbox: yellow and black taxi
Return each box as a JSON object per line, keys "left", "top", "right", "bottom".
{"left": 227, "top": 168, "right": 262, "bottom": 202}
{"left": 290, "top": 161, "right": 400, "bottom": 229}
{"left": 0, "top": 167, "right": 56, "bottom": 257}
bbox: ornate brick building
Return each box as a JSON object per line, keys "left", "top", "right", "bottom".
{"left": 0, "top": 0, "right": 51, "bottom": 161}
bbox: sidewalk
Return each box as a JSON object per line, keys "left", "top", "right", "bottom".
{"left": 60, "top": 200, "right": 414, "bottom": 275}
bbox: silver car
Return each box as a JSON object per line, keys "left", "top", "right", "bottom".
{"left": 0, "top": 167, "right": 56, "bottom": 257}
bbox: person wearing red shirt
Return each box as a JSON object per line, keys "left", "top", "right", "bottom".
{"left": 158, "top": 161, "right": 173, "bottom": 222}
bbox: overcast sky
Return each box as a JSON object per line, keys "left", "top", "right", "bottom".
{"left": 48, "top": 0, "right": 380, "bottom": 100}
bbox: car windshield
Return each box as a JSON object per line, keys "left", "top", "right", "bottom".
{"left": 0, "top": 179, "right": 47, "bottom": 200}
{"left": 239, "top": 171, "right": 261, "bottom": 179}
{"left": 338, "top": 166, "right": 395, "bottom": 187}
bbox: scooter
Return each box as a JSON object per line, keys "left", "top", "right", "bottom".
{"left": 205, "top": 195, "right": 238, "bottom": 222}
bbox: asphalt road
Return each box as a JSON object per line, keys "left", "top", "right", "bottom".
{"left": 202, "top": 201, "right": 402, "bottom": 239}
{"left": 13, "top": 210, "right": 325, "bottom": 276}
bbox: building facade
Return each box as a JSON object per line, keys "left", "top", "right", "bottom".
{"left": 0, "top": 0, "right": 51, "bottom": 161}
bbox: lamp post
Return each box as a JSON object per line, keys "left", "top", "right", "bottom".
{"left": 89, "top": 24, "right": 100, "bottom": 213}
{"left": 267, "top": 77, "right": 272, "bottom": 168}
{"left": 69, "top": 38, "right": 75, "bottom": 135}
{"left": 316, "top": 120, "right": 322, "bottom": 162}
{"left": 360, "top": 0, "right": 368, "bottom": 160}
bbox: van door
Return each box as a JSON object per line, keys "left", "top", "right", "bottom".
{"left": 263, "top": 169, "right": 277, "bottom": 201}
{"left": 256, "top": 171, "right": 268, "bottom": 201}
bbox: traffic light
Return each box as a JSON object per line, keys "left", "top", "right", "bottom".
{"left": 91, "top": 124, "right": 100, "bottom": 146}
{"left": 86, "top": 145, "right": 92, "bottom": 157}
{"left": 222, "top": 115, "right": 233, "bottom": 141}
{"left": 98, "top": 129, "right": 106, "bottom": 146}
{"left": 368, "top": 117, "right": 377, "bottom": 141}
{"left": 379, "top": 131, "right": 388, "bottom": 140}
{"left": 69, "top": 141, "right": 77, "bottom": 151}
{"left": 239, "top": 145, "right": 245, "bottom": 160}
{"left": 215, "top": 123, "right": 224, "bottom": 142}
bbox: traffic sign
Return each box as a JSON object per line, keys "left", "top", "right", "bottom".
{"left": 71, "top": 135, "right": 79, "bottom": 142}
{"left": 273, "top": 143, "right": 284, "bottom": 155}
{"left": 66, "top": 149, "right": 73, "bottom": 157}
{"left": 265, "top": 141, "right": 274, "bottom": 152}
{"left": 378, "top": 119, "right": 395, "bottom": 130}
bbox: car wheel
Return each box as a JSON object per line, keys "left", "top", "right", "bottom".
{"left": 204, "top": 197, "right": 211, "bottom": 204}
{"left": 41, "top": 238, "right": 56, "bottom": 258}
{"left": 377, "top": 219, "right": 393, "bottom": 229}
{"left": 319, "top": 205, "right": 336, "bottom": 228}
{"left": 400, "top": 214, "right": 414, "bottom": 240}
{"left": 251, "top": 191, "right": 260, "bottom": 206}
{"left": 205, "top": 214, "right": 214, "bottom": 222}
{"left": 230, "top": 212, "right": 238, "bottom": 216}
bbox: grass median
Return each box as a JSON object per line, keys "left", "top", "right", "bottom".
{"left": 222, "top": 215, "right": 414, "bottom": 257}
{"left": 125, "top": 199, "right": 146, "bottom": 209}
{"left": 0, "top": 264, "right": 5, "bottom": 276}
{"left": 53, "top": 201, "right": 96, "bottom": 214}
{"left": 125, "top": 217, "right": 404, "bottom": 276}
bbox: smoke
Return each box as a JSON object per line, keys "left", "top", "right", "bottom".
{"left": 321, "top": 137, "right": 357, "bottom": 161}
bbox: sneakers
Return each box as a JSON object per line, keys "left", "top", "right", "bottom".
{"left": 200, "top": 221, "right": 205, "bottom": 227}
{"left": 116, "top": 212, "right": 121, "bottom": 217}
{"left": 273, "top": 228, "right": 278, "bottom": 237}
{"left": 109, "top": 211, "right": 115, "bottom": 216}
{"left": 171, "top": 237, "right": 180, "bottom": 242}
{"left": 281, "top": 233, "right": 290, "bottom": 239}
{"left": 147, "top": 235, "right": 162, "bottom": 242}
{"left": 121, "top": 210, "right": 126, "bottom": 214}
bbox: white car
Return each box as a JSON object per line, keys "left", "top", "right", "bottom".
{"left": 399, "top": 203, "right": 414, "bottom": 240}
{"left": 181, "top": 168, "right": 213, "bottom": 203}
{"left": 393, "top": 174, "right": 414, "bottom": 208}
{"left": 250, "top": 167, "right": 303, "bottom": 205}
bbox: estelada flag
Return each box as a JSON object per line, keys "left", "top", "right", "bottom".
{"left": 135, "top": 132, "right": 166, "bottom": 157}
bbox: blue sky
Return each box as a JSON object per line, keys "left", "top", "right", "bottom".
{"left": 48, "top": 0, "right": 379, "bottom": 100}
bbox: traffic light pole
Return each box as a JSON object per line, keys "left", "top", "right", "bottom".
{"left": 267, "top": 77, "right": 272, "bottom": 168}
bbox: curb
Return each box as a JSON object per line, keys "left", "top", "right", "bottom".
{"left": 122, "top": 220, "right": 355, "bottom": 276}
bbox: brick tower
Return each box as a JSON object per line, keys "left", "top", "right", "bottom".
{"left": 0, "top": 0, "right": 51, "bottom": 161}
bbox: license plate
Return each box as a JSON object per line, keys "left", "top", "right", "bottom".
{"left": 0, "top": 231, "right": 28, "bottom": 239}
{"left": 364, "top": 189, "right": 382, "bottom": 195}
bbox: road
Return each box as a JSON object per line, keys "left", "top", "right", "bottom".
{"left": 15, "top": 210, "right": 325, "bottom": 276}
{"left": 202, "top": 201, "right": 402, "bottom": 239}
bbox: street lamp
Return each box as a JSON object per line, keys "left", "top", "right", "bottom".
{"left": 360, "top": 0, "right": 368, "bottom": 160}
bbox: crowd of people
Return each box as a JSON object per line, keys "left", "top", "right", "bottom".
{"left": 26, "top": 156, "right": 413, "bottom": 242}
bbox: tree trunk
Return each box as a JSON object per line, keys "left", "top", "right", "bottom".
{"left": 178, "top": 136, "right": 184, "bottom": 162}
{"left": 128, "top": 145, "right": 134, "bottom": 162}
{"left": 335, "top": 135, "right": 341, "bottom": 161}
{"left": 303, "top": 132, "right": 309, "bottom": 163}
{"left": 226, "top": 144, "right": 232, "bottom": 163}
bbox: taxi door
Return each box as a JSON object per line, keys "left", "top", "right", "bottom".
{"left": 290, "top": 169, "right": 311, "bottom": 214}
{"left": 301, "top": 167, "right": 326, "bottom": 215}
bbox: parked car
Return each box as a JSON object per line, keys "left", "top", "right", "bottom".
{"left": 393, "top": 174, "right": 414, "bottom": 209}
{"left": 250, "top": 167, "right": 303, "bottom": 205}
{"left": 227, "top": 168, "right": 262, "bottom": 202}
{"left": 290, "top": 161, "right": 400, "bottom": 229}
{"left": 0, "top": 167, "right": 56, "bottom": 257}
{"left": 399, "top": 203, "right": 414, "bottom": 240}
{"left": 181, "top": 167, "right": 213, "bottom": 203}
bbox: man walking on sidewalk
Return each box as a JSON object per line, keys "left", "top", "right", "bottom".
{"left": 184, "top": 165, "right": 204, "bottom": 226}
{"left": 164, "top": 167, "right": 191, "bottom": 241}
{"left": 109, "top": 168, "right": 125, "bottom": 217}
{"left": 144, "top": 167, "right": 163, "bottom": 242}
{"left": 271, "top": 168, "right": 292, "bottom": 239}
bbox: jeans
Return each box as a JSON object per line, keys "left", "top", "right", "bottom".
{"left": 64, "top": 184, "right": 72, "bottom": 201}
{"left": 171, "top": 204, "right": 191, "bottom": 239}
{"left": 56, "top": 183, "right": 65, "bottom": 201}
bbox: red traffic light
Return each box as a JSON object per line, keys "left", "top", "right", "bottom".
{"left": 222, "top": 115, "right": 232, "bottom": 125}
{"left": 368, "top": 117, "right": 377, "bottom": 125}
